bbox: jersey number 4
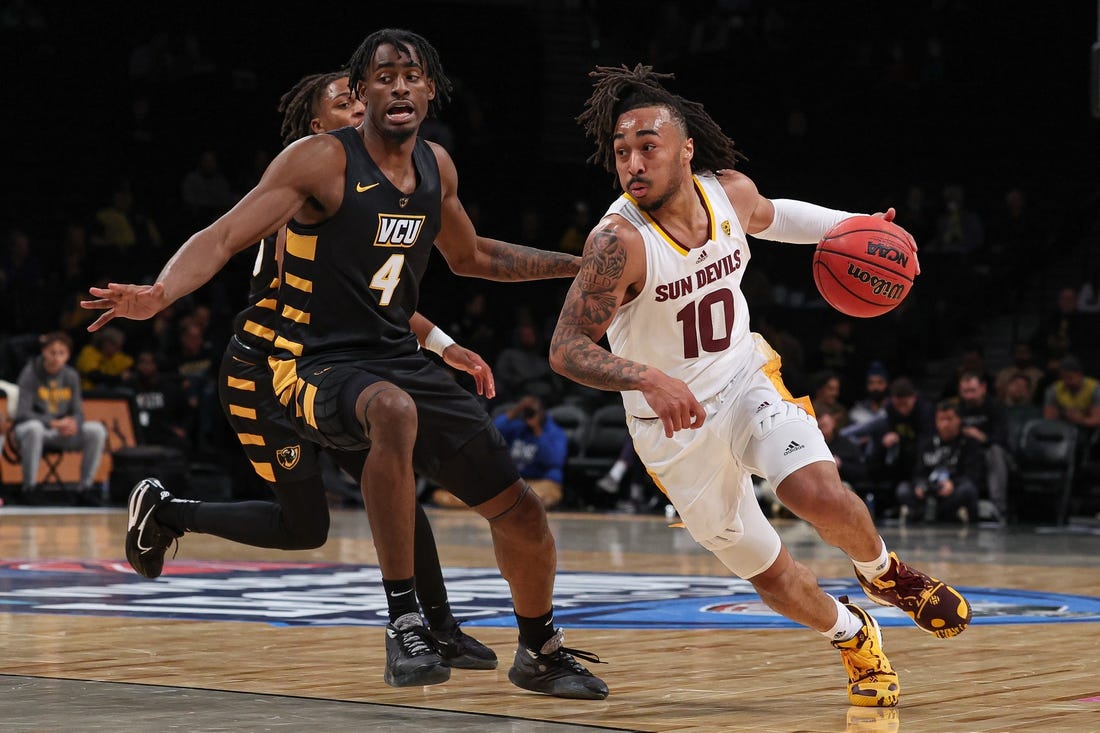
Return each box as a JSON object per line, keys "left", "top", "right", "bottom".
{"left": 675, "top": 288, "right": 734, "bottom": 358}
{"left": 370, "top": 254, "right": 405, "bottom": 306}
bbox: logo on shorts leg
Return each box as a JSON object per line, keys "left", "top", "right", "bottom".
{"left": 782, "top": 441, "right": 804, "bottom": 456}
{"left": 276, "top": 445, "right": 301, "bottom": 470}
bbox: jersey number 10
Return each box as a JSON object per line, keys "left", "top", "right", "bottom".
{"left": 674, "top": 288, "right": 735, "bottom": 359}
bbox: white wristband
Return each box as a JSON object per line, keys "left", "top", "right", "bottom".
{"left": 753, "top": 199, "right": 862, "bottom": 244}
{"left": 423, "top": 326, "right": 456, "bottom": 356}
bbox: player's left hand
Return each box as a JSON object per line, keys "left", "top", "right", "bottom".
{"left": 442, "top": 344, "right": 496, "bottom": 399}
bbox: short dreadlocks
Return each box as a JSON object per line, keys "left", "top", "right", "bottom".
{"left": 346, "top": 28, "right": 452, "bottom": 118}
{"left": 577, "top": 64, "right": 744, "bottom": 178}
{"left": 276, "top": 71, "right": 348, "bottom": 147}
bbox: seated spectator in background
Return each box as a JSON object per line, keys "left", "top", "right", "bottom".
{"left": 494, "top": 323, "right": 560, "bottom": 404}
{"left": 810, "top": 369, "right": 849, "bottom": 429}
{"left": 492, "top": 395, "right": 567, "bottom": 509}
{"left": 956, "top": 371, "right": 1011, "bottom": 521}
{"left": 75, "top": 326, "right": 134, "bottom": 393}
{"left": 1035, "top": 287, "right": 1091, "bottom": 367}
{"left": 818, "top": 411, "right": 869, "bottom": 495}
{"left": 180, "top": 149, "right": 239, "bottom": 228}
{"left": 12, "top": 332, "right": 107, "bottom": 504}
{"left": 0, "top": 228, "right": 49, "bottom": 333}
{"left": 842, "top": 377, "right": 935, "bottom": 500}
{"left": 131, "top": 350, "right": 194, "bottom": 455}
{"left": 994, "top": 341, "right": 1044, "bottom": 405}
{"left": 596, "top": 435, "right": 665, "bottom": 514}
{"left": 1000, "top": 373, "right": 1042, "bottom": 450}
{"left": 940, "top": 343, "right": 995, "bottom": 400}
{"left": 1042, "top": 355, "right": 1100, "bottom": 466}
{"left": 896, "top": 401, "right": 983, "bottom": 524}
{"left": 92, "top": 180, "right": 162, "bottom": 282}
{"left": 847, "top": 361, "right": 890, "bottom": 428}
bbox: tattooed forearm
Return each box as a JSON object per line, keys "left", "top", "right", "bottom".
{"left": 549, "top": 223, "right": 643, "bottom": 390}
{"left": 467, "top": 238, "right": 580, "bottom": 280}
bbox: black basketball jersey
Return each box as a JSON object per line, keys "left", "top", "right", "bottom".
{"left": 274, "top": 127, "right": 442, "bottom": 367}
{"left": 230, "top": 233, "right": 281, "bottom": 353}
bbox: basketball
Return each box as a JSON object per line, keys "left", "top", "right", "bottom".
{"left": 813, "top": 215, "right": 917, "bottom": 318}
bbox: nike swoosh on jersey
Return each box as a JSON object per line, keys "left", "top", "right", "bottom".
{"left": 356, "top": 182, "right": 380, "bottom": 193}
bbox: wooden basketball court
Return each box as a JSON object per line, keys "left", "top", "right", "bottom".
{"left": 1, "top": 505, "right": 1098, "bottom": 731}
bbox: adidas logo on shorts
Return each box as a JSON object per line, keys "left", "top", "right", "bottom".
{"left": 783, "top": 441, "right": 804, "bottom": 456}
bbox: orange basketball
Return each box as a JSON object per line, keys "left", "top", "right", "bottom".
{"left": 813, "top": 215, "right": 917, "bottom": 318}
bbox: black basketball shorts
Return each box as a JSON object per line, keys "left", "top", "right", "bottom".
{"left": 286, "top": 352, "right": 518, "bottom": 505}
{"left": 219, "top": 338, "right": 322, "bottom": 484}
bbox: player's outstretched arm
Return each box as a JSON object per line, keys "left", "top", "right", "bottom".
{"left": 81, "top": 136, "right": 341, "bottom": 331}
{"left": 429, "top": 143, "right": 579, "bottom": 281}
{"left": 549, "top": 217, "right": 704, "bottom": 437}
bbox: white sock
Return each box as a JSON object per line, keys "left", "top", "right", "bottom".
{"left": 608, "top": 461, "right": 627, "bottom": 482}
{"left": 851, "top": 537, "right": 890, "bottom": 581}
{"left": 822, "top": 596, "right": 865, "bottom": 643}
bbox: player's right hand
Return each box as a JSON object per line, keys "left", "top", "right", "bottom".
{"left": 642, "top": 371, "right": 706, "bottom": 438}
{"left": 81, "top": 282, "right": 168, "bottom": 332}
{"left": 441, "top": 343, "right": 496, "bottom": 399}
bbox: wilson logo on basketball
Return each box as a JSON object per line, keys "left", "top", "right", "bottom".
{"left": 276, "top": 444, "right": 301, "bottom": 470}
{"left": 866, "top": 241, "right": 910, "bottom": 268}
{"left": 846, "top": 264, "right": 906, "bottom": 300}
{"left": 374, "top": 214, "right": 425, "bottom": 247}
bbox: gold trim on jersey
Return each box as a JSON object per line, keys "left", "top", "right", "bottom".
{"left": 280, "top": 304, "right": 311, "bottom": 325}
{"left": 237, "top": 432, "right": 265, "bottom": 446}
{"left": 269, "top": 357, "right": 298, "bottom": 405}
{"left": 252, "top": 460, "right": 275, "bottom": 482}
{"left": 286, "top": 231, "right": 317, "bottom": 261}
{"left": 274, "top": 335, "right": 303, "bottom": 357}
{"left": 226, "top": 376, "right": 255, "bottom": 391}
{"left": 622, "top": 177, "right": 715, "bottom": 257}
{"left": 255, "top": 297, "right": 277, "bottom": 311}
{"left": 243, "top": 320, "right": 276, "bottom": 343}
{"left": 229, "top": 404, "right": 257, "bottom": 419}
{"left": 268, "top": 276, "right": 279, "bottom": 289}
{"left": 301, "top": 382, "right": 319, "bottom": 429}
{"left": 284, "top": 272, "right": 313, "bottom": 293}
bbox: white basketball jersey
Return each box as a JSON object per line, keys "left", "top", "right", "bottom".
{"left": 605, "top": 173, "right": 767, "bottom": 418}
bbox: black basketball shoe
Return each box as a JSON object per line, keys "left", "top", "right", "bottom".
{"left": 125, "top": 478, "right": 182, "bottom": 579}
{"left": 384, "top": 613, "right": 451, "bottom": 687}
{"left": 433, "top": 620, "right": 498, "bottom": 670}
{"left": 508, "top": 628, "right": 608, "bottom": 700}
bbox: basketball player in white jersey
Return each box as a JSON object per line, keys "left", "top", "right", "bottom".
{"left": 550, "top": 64, "right": 971, "bottom": 708}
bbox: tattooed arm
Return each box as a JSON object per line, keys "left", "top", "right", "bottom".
{"left": 549, "top": 216, "right": 706, "bottom": 437}
{"left": 430, "top": 142, "right": 579, "bottom": 280}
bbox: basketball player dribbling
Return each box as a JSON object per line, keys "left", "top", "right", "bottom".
{"left": 82, "top": 30, "right": 607, "bottom": 699}
{"left": 550, "top": 64, "right": 971, "bottom": 708}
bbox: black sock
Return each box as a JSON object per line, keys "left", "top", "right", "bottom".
{"left": 382, "top": 577, "right": 419, "bottom": 623}
{"left": 515, "top": 609, "right": 555, "bottom": 652}
{"left": 154, "top": 499, "right": 199, "bottom": 535}
{"left": 423, "top": 601, "right": 454, "bottom": 631}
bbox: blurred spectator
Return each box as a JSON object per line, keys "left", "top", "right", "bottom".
{"left": 0, "top": 228, "right": 48, "bottom": 333}
{"left": 74, "top": 326, "right": 135, "bottom": 393}
{"left": 842, "top": 377, "right": 935, "bottom": 501}
{"left": 447, "top": 291, "right": 498, "bottom": 363}
{"left": 1000, "top": 372, "right": 1042, "bottom": 452}
{"left": 848, "top": 361, "right": 891, "bottom": 427}
{"left": 130, "top": 349, "right": 193, "bottom": 455}
{"left": 1042, "top": 355, "right": 1100, "bottom": 467}
{"left": 940, "top": 343, "right": 995, "bottom": 401}
{"left": 180, "top": 149, "right": 239, "bottom": 227}
{"left": 932, "top": 183, "right": 984, "bottom": 256}
{"left": 11, "top": 332, "right": 107, "bottom": 504}
{"left": 896, "top": 401, "right": 983, "bottom": 524}
{"left": 812, "top": 319, "right": 859, "bottom": 391}
{"left": 898, "top": 184, "right": 935, "bottom": 250}
{"left": 810, "top": 369, "right": 848, "bottom": 429}
{"left": 494, "top": 323, "right": 559, "bottom": 404}
{"left": 557, "top": 200, "right": 592, "bottom": 256}
{"left": 993, "top": 341, "right": 1045, "bottom": 404}
{"left": 818, "top": 411, "right": 869, "bottom": 494}
{"left": 955, "top": 371, "right": 1011, "bottom": 521}
{"left": 492, "top": 394, "right": 567, "bottom": 508}
{"left": 1034, "top": 286, "right": 1090, "bottom": 363}
{"left": 92, "top": 180, "right": 163, "bottom": 281}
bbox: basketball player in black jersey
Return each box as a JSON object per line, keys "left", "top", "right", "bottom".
{"left": 83, "top": 30, "right": 607, "bottom": 699}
